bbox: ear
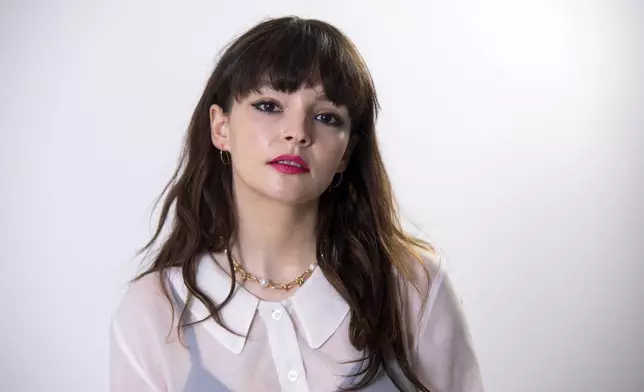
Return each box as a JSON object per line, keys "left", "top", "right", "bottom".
{"left": 337, "top": 134, "right": 358, "bottom": 172}
{"left": 210, "top": 104, "right": 230, "bottom": 151}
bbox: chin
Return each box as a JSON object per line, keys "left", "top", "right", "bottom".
{"left": 263, "top": 187, "right": 320, "bottom": 206}
{"left": 234, "top": 170, "right": 323, "bottom": 206}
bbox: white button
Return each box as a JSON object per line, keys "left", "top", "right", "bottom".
{"left": 271, "top": 309, "right": 283, "bottom": 320}
{"left": 287, "top": 370, "right": 298, "bottom": 382}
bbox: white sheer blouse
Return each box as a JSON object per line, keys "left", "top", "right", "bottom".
{"left": 110, "top": 252, "right": 484, "bottom": 392}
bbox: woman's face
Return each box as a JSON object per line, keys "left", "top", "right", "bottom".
{"left": 210, "top": 85, "right": 354, "bottom": 205}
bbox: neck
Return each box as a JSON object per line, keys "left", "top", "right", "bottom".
{"left": 229, "top": 183, "right": 319, "bottom": 283}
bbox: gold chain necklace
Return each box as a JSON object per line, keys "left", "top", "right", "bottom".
{"left": 225, "top": 248, "right": 318, "bottom": 290}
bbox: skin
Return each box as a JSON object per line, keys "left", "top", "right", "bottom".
{"left": 209, "top": 84, "right": 356, "bottom": 301}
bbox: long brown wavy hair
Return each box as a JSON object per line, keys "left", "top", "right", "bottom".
{"left": 137, "top": 16, "right": 434, "bottom": 391}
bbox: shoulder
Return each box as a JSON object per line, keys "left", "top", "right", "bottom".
{"left": 114, "top": 271, "right": 170, "bottom": 315}
{"left": 111, "top": 270, "right": 179, "bottom": 338}
{"left": 397, "top": 246, "right": 446, "bottom": 304}
{"left": 395, "top": 246, "right": 452, "bottom": 335}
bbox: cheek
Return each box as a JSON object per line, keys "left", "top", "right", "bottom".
{"left": 330, "top": 132, "right": 351, "bottom": 158}
{"left": 229, "top": 118, "right": 273, "bottom": 153}
{"left": 317, "top": 135, "right": 350, "bottom": 170}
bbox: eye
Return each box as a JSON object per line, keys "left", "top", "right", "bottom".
{"left": 315, "top": 113, "right": 344, "bottom": 127}
{"left": 252, "top": 100, "right": 282, "bottom": 113}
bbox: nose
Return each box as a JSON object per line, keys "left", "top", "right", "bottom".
{"left": 281, "top": 115, "right": 312, "bottom": 147}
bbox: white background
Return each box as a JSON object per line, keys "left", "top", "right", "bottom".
{"left": 2, "top": 1, "right": 643, "bottom": 391}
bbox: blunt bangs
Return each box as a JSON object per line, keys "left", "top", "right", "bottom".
{"left": 218, "top": 17, "right": 377, "bottom": 126}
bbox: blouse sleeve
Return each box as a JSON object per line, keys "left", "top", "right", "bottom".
{"left": 415, "top": 269, "right": 485, "bottom": 392}
{"left": 109, "top": 274, "right": 172, "bottom": 392}
{"left": 110, "top": 318, "right": 163, "bottom": 392}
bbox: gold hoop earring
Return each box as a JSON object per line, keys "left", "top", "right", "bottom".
{"left": 220, "top": 149, "right": 230, "bottom": 165}
{"left": 329, "top": 172, "right": 342, "bottom": 189}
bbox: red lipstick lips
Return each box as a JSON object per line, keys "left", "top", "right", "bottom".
{"left": 268, "top": 154, "right": 310, "bottom": 174}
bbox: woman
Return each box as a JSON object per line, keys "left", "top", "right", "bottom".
{"left": 110, "top": 16, "right": 484, "bottom": 392}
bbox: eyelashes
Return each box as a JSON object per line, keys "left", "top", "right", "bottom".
{"left": 251, "top": 100, "right": 346, "bottom": 128}
{"left": 314, "top": 113, "right": 344, "bottom": 127}
{"left": 251, "top": 100, "right": 281, "bottom": 113}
